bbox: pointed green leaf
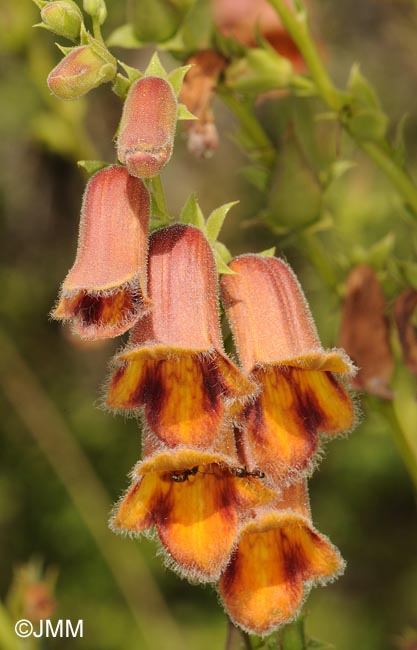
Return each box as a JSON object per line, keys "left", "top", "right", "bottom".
{"left": 348, "top": 63, "right": 380, "bottom": 109}
{"left": 168, "top": 64, "right": 193, "bottom": 96}
{"left": 177, "top": 103, "right": 197, "bottom": 120}
{"left": 144, "top": 52, "right": 167, "bottom": 78}
{"left": 180, "top": 193, "right": 205, "bottom": 228}
{"left": 77, "top": 159, "right": 109, "bottom": 177}
{"left": 106, "top": 23, "right": 143, "bottom": 48}
{"left": 119, "top": 60, "right": 142, "bottom": 82}
{"left": 205, "top": 201, "right": 239, "bottom": 244}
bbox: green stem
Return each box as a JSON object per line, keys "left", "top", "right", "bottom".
{"left": 278, "top": 618, "right": 307, "bottom": 650}
{"left": 0, "top": 602, "right": 17, "bottom": 650}
{"left": 149, "top": 175, "right": 171, "bottom": 224}
{"left": 360, "top": 140, "right": 417, "bottom": 216}
{"left": 380, "top": 401, "right": 417, "bottom": 493}
{"left": 225, "top": 618, "right": 252, "bottom": 650}
{"left": 268, "top": 0, "right": 344, "bottom": 111}
{"left": 267, "top": 0, "right": 417, "bottom": 216}
{"left": 219, "top": 89, "right": 276, "bottom": 169}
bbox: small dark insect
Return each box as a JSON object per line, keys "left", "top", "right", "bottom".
{"left": 171, "top": 466, "right": 199, "bottom": 483}
{"left": 231, "top": 466, "right": 266, "bottom": 479}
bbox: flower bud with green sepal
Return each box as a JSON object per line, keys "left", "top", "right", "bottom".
{"left": 35, "top": 0, "right": 83, "bottom": 41}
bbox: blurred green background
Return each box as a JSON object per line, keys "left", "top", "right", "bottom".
{"left": 1, "top": 1, "right": 417, "bottom": 648}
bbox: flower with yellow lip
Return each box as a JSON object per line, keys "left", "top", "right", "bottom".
{"left": 111, "top": 436, "right": 277, "bottom": 582}
{"left": 221, "top": 255, "right": 355, "bottom": 485}
{"left": 218, "top": 481, "right": 344, "bottom": 635}
{"left": 52, "top": 165, "right": 150, "bottom": 339}
{"left": 107, "top": 225, "right": 255, "bottom": 448}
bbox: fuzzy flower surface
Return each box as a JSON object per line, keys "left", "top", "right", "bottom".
{"left": 107, "top": 224, "right": 254, "bottom": 448}
{"left": 221, "top": 255, "right": 355, "bottom": 485}
{"left": 219, "top": 482, "right": 344, "bottom": 635}
{"left": 52, "top": 165, "right": 150, "bottom": 339}
{"left": 117, "top": 76, "right": 178, "bottom": 178}
{"left": 111, "top": 436, "right": 277, "bottom": 582}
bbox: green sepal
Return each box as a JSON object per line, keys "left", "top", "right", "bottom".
{"left": 258, "top": 246, "right": 276, "bottom": 257}
{"left": 205, "top": 201, "right": 238, "bottom": 244}
{"left": 144, "top": 52, "right": 168, "bottom": 78}
{"left": 180, "top": 193, "right": 205, "bottom": 229}
{"left": 33, "top": 0, "right": 48, "bottom": 9}
{"left": 106, "top": 23, "right": 143, "bottom": 49}
{"left": 55, "top": 42, "right": 73, "bottom": 55}
{"left": 168, "top": 64, "right": 193, "bottom": 96}
{"left": 348, "top": 63, "right": 380, "bottom": 109}
{"left": 177, "top": 103, "right": 197, "bottom": 120}
{"left": 214, "top": 242, "right": 235, "bottom": 274}
{"left": 77, "top": 159, "right": 109, "bottom": 177}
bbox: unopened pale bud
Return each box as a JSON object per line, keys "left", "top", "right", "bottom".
{"left": 83, "top": 0, "right": 107, "bottom": 25}
{"left": 47, "top": 44, "right": 116, "bottom": 100}
{"left": 117, "top": 76, "right": 178, "bottom": 178}
{"left": 40, "top": 1, "right": 82, "bottom": 40}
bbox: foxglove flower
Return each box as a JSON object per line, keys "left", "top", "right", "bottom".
{"left": 53, "top": 165, "right": 150, "bottom": 339}
{"left": 111, "top": 431, "right": 277, "bottom": 582}
{"left": 219, "top": 481, "right": 344, "bottom": 635}
{"left": 117, "top": 76, "right": 178, "bottom": 178}
{"left": 221, "top": 255, "right": 355, "bottom": 485}
{"left": 107, "top": 224, "right": 254, "bottom": 447}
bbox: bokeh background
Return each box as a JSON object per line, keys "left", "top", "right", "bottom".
{"left": 1, "top": 1, "right": 417, "bottom": 648}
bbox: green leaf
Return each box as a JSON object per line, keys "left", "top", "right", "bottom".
{"left": 106, "top": 23, "right": 143, "bottom": 48}
{"left": 240, "top": 165, "right": 271, "bottom": 192}
{"left": 168, "top": 64, "right": 193, "bottom": 96}
{"left": 206, "top": 201, "right": 239, "bottom": 244}
{"left": 180, "top": 193, "right": 205, "bottom": 228}
{"left": 77, "top": 159, "right": 109, "bottom": 177}
{"left": 177, "top": 103, "right": 197, "bottom": 120}
{"left": 144, "top": 52, "right": 167, "bottom": 78}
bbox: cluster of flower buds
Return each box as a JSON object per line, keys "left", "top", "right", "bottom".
{"left": 50, "top": 45, "right": 356, "bottom": 635}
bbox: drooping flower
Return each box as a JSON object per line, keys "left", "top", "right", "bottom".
{"left": 111, "top": 432, "right": 277, "bottom": 582}
{"left": 180, "top": 50, "right": 227, "bottom": 159}
{"left": 221, "top": 255, "right": 355, "bottom": 485}
{"left": 339, "top": 265, "right": 393, "bottom": 399}
{"left": 52, "top": 165, "right": 150, "bottom": 339}
{"left": 107, "top": 224, "right": 255, "bottom": 448}
{"left": 219, "top": 481, "right": 344, "bottom": 635}
{"left": 47, "top": 44, "right": 117, "bottom": 100}
{"left": 117, "top": 76, "right": 178, "bottom": 178}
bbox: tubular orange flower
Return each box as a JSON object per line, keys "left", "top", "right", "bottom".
{"left": 221, "top": 255, "right": 355, "bottom": 485}
{"left": 219, "top": 481, "right": 344, "bottom": 635}
{"left": 111, "top": 437, "right": 277, "bottom": 582}
{"left": 107, "top": 225, "right": 254, "bottom": 448}
{"left": 117, "top": 76, "right": 178, "bottom": 178}
{"left": 52, "top": 165, "right": 150, "bottom": 339}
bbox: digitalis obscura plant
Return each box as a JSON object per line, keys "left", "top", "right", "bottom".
{"left": 44, "top": 0, "right": 417, "bottom": 645}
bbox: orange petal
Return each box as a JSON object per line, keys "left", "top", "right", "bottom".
{"left": 132, "top": 225, "right": 223, "bottom": 350}
{"left": 108, "top": 348, "right": 254, "bottom": 447}
{"left": 54, "top": 283, "right": 148, "bottom": 340}
{"left": 52, "top": 166, "right": 150, "bottom": 338}
{"left": 117, "top": 76, "right": 177, "bottom": 178}
{"left": 219, "top": 513, "right": 343, "bottom": 635}
{"left": 112, "top": 454, "right": 275, "bottom": 581}
{"left": 240, "top": 366, "right": 354, "bottom": 483}
{"left": 221, "top": 256, "right": 323, "bottom": 373}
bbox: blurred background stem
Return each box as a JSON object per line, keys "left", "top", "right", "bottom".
{"left": 0, "top": 329, "right": 185, "bottom": 650}
{"left": 268, "top": 0, "right": 417, "bottom": 216}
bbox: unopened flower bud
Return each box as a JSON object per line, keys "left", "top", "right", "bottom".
{"left": 117, "top": 76, "right": 178, "bottom": 178}
{"left": 129, "top": 0, "right": 188, "bottom": 43}
{"left": 47, "top": 44, "right": 116, "bottom": 100}
{"left": 83, "top": 0, "right": 107, "bottom": 25}
{"left": 40, "top": 1, "right": 82, "bottom": 41}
